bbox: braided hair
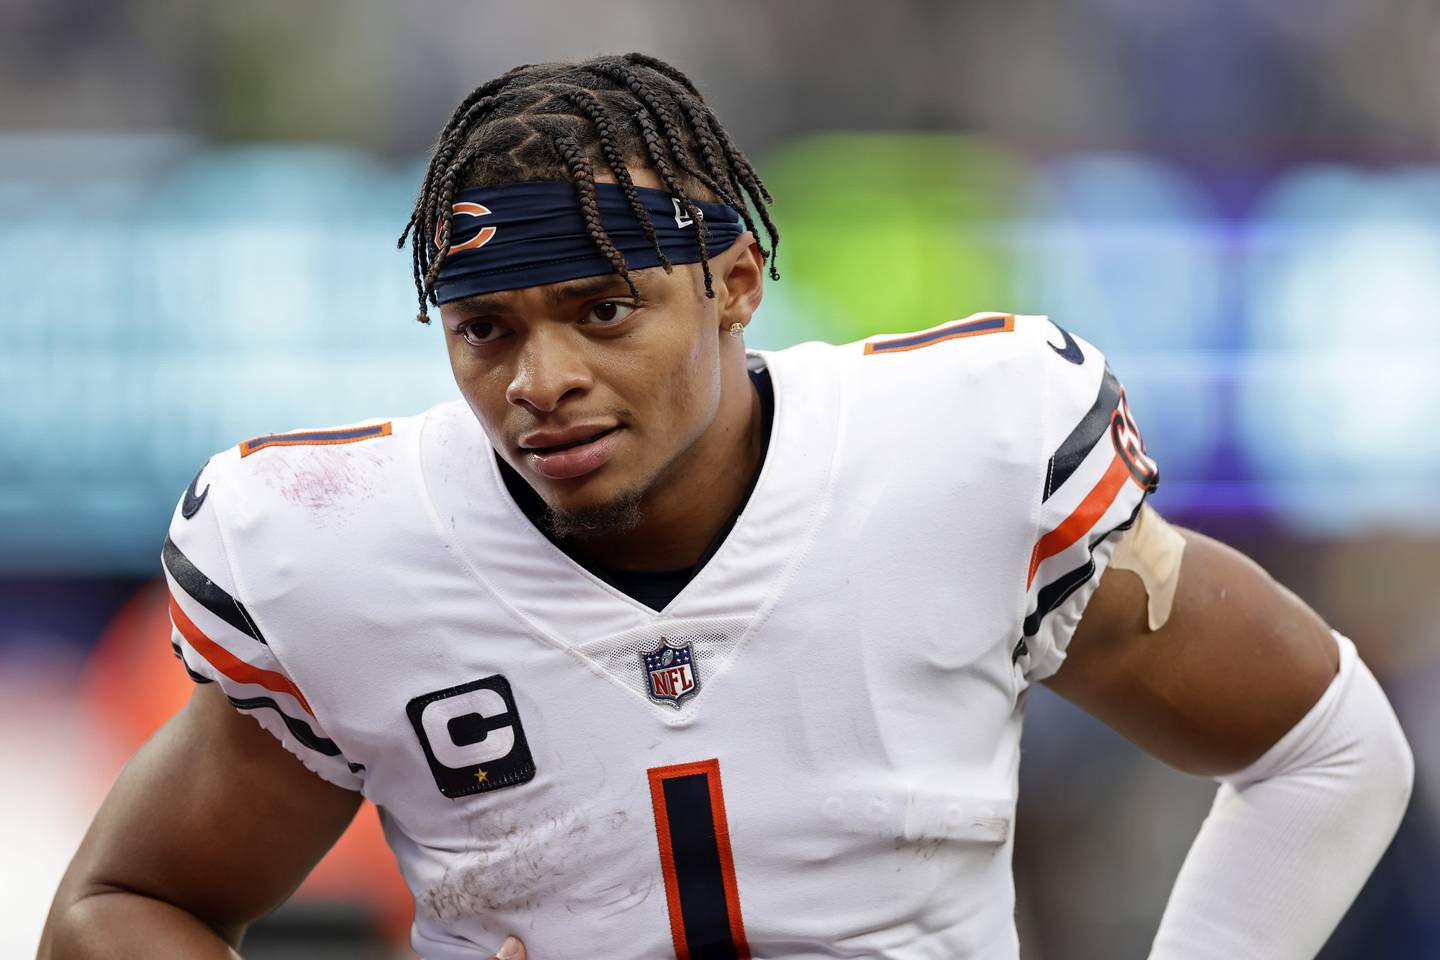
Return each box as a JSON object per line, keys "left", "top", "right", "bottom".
{"left": 399, "top": 53, "right": 780, "bottom": 323}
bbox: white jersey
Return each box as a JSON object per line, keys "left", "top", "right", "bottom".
{"left": 163, "top": 312, "right": 1156, "bottom": 959}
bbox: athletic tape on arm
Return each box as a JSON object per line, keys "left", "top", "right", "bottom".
{"left": 1109, "top": 505, "right": 1185, "bottom": 631}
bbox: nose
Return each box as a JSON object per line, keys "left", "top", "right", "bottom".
{"left": 505, "top": 326, "right": 592, "bottom": 414}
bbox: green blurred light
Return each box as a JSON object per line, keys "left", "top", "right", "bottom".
{"left": 759, "top": 134, "right": 1033, "bottom": 345}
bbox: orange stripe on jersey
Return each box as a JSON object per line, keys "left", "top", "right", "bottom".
{"left": 240, "top": 422, "right": 392, "bottom": 457}
{"left": 168, "top": 592, "right": 315, "bottom": 716}
{"left": 648, "top": 758, "right": 751, "bottom": 960}
{"left": 1027, "top": 452, "right": 1133, "bottom": 589}
{"left": 863, "top": 314, "right": 1014, "bottom": 355}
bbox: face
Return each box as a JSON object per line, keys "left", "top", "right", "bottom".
{"left": 438, "top": 216, "right": 764, "bottom": 536}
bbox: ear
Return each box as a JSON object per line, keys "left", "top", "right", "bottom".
{"left": 711, "top": 232, "right": 766, "bottom": 334}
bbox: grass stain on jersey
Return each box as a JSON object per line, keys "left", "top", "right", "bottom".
{"left": 420, "top": 807, "right": 634, "bottom": 924}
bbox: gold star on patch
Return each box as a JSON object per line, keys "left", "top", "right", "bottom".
{"left": 474, "top": 769, "right": 489, "bottom": 784}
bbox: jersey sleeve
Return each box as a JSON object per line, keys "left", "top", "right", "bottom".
{"left": 1016, "top": 318, "right": 1159, "bottom": 682}
{"left": 160, "top": 460, "right": 365, "bottom": 791}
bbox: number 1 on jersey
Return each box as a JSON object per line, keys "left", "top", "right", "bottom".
{"left": 648, "top": 758, "right": 751, "bottom": 960}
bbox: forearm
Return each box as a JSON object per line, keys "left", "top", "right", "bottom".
{"left": 1150, "top": 633, "right": 1413, "bottom": 959}
{"left": 40, "top": 889, "right": 243, "bottom": 960}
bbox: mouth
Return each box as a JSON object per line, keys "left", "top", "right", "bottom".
{"left": 525, "top": 426, "right": 620, "bottom": 453}
{"left": 522, "top": 426, "right": 623, "bottom": 481}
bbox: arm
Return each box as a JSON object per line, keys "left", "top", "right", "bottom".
{"left": 1047, "top": 524, "right": 1338, "bottom": 776}
{"left": 38, "top": 683, "right": 362, "bottom": 959}
{"left": 1046, "top": 522, "right": 1414, "bottom": 958}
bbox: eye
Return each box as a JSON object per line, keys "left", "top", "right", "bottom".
{"left": 457, "top": 320, "right": 509, "bottom": 346}
{"left": 581, "top": 301, "right": 636, "bottom": 326}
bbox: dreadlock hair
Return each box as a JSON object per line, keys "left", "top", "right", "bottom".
{"left": 399, "top": 53, "right": 780, "bottom": 324}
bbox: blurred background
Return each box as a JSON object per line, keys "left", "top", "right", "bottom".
{"left": 3, "top": 0, "right": 1439, "bottom": 956}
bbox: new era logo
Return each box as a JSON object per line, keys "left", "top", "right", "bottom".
{"left": 672, "top": 197, "right": 702, "bottom": 230}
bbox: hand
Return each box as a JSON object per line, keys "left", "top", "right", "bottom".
{"left": 488, "top": 935, "right": 527, "bottom": 960}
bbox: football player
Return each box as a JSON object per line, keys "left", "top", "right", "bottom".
{"left": 41, "top": 53, "right": 1411, "bottom": 960}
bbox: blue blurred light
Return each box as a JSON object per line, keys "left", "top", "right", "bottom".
{"left": 1016, "top": 154, "right": 1227, "bottom": 494}
{"left": 0, "top": 141, "right": 455, "bottom": 573}
{"left": 1018, "top": 153, "right": 1227, "bottom": 351}
{"left": 1241, "top": 167, "right": 1440, "bottom": 533}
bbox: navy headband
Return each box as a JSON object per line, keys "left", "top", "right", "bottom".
{"left": 430, "top": 181, "right": 745, "bottom": 304}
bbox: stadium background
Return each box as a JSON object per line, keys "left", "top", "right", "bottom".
{"left": 4, "top": 1, "right": 1439, "bottom": 956}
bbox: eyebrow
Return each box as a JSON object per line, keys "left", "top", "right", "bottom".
{"left": 447, "top": 274, "right": 634, "bottom": 316}
{"left": 544, "top": 274, "right": 632, "bottom": 305}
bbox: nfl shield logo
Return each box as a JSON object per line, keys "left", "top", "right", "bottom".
{"left": 642, "top": 639, "right": 700, "bottom": 708}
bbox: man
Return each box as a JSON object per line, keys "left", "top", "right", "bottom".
{"left": 41, "top": 53, "right": 1412, "bottom": 960}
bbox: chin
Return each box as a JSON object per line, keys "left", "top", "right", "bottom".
{"left": 541, "top": 487, "right": 645, "bottom": 541}
{"left": 523, "top": 463, "right": 648, "bottom": 539}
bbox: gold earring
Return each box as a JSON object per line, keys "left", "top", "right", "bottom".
{"left": 729, "top": 322, "right": 744, "bottom": 338}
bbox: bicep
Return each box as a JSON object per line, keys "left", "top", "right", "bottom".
{"left": 1044, "top": 525, "right": 1339, "bottom": 777}
{"left": 52, "top": 682, "right": 362, "bottom": 941}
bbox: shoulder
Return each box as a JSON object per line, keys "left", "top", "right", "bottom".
{"left": 165, "top": 404, "right": 455, "bottom": 580}
{"left": 798, "top": 312, "right": 1124, "bottom": 454}
{"left": 760, "top": 311, "right": 1047, "bottom": 394}
{"left": 760, "top": 311, "right": 1131, "bottom": 465}
{"left": 194, "top": 407, "right": 439, "bottom": 519}
{"left": 855, "top": 311, "right": 1103, "bottom": 391}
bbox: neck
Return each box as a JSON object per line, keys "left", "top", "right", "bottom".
{"left": 565, "top": 364, "right": 764, "bottom": 572}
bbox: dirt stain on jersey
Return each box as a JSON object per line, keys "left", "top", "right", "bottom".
{"left": 421, "top": 807, "right": 637, "bottom": 924}
{"left": 258, "top": 449, "right": 385, "bottom": 518}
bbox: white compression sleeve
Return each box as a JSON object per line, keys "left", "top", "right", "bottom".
{"left": 1149, "top": 633, "right": 1414, "bottom": 960}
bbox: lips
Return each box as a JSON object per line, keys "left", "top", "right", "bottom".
{"left": 520, "top": 426, "right": 623, "bottom": 481}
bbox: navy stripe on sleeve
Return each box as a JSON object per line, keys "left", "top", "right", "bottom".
{"left": 162, "top": 536, "right": 267, "bottom": 645}
{"left": 226, "top": 695, "right": 344, "bottom": 757}
{"left": 1044, "top": 366, "right": 1123, "bottom": 502}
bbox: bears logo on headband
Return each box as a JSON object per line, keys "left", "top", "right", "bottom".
{"left": 431, "top": 181, "right": 744, "bottom": 303}
{"left": 434, "top": 202, "right": 497, "bottom": 255}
